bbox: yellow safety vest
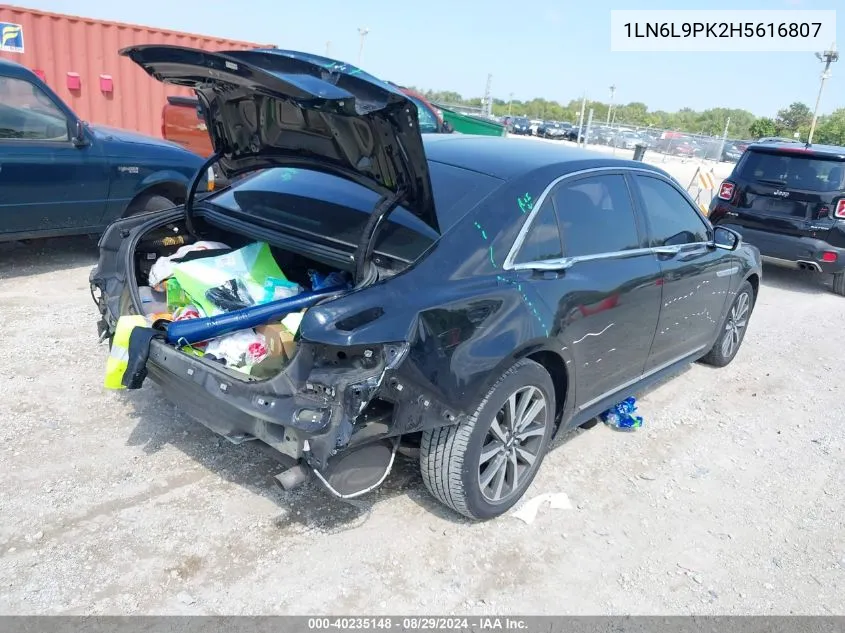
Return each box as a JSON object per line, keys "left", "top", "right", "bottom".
{"left": 104, "top": 315, "right": 148, "bottom": 390}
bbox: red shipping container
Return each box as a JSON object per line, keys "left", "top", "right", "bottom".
{"left": 0, "top": 4, "right": 274, "bottom": 138}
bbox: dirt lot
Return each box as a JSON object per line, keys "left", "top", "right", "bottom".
{"left": 0, "top": 152, "right": 843, "bottom": 615}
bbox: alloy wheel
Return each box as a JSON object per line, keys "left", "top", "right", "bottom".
{"left": 721, "top": 291, "right": 750, "bottom": 358}
{"left": 477, "top": 386, "right": 548, "bottom": 503}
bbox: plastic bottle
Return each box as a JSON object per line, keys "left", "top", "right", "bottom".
{"left": 600, "top": 397, "right": 644, "bottom": 431}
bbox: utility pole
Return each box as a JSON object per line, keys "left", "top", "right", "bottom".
{"left": 577, "top": 92, "right": 587, "bottom": 144}
{"left": 325, "top": 41, "right": 331, "bottom": 56}
{"left": 482, "top": 73, "right": 493, "bottom": 117}
{"left": 585, "top": 108, "right": 594, "bottom": 147}
{"left": 808, "top": 42, "right": 838, "bottom": 146}
{"left": 716, "top": 117, "right": 730, "bottom": 162}
{"left": 606, "top": 84, "right": 616, "bottom": 126}
{"left": 508, "top": 92, "right": 514, "bottom": 116}
{"left": 357, "top": 27, "right": 369, "bottom": 66}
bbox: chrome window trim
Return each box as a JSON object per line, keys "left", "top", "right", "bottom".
{"left": 511, "top": 246, "right": 659, "bottom": 271}
{"left": 510, "top": 242, "right": 713, "bottom": 271}
{"left": 503, "top": 166, "right": 715, "bottom": 271}
{"left": 504, "top": 166, "right": 674, "bottom": 271}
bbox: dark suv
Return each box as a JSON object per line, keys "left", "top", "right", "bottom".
{"left": 709, "top": 142, "right": 845, "bottom": 296}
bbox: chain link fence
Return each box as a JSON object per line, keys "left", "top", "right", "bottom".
{"left": 577, "top": 120, "right": 750, "bottom": 163}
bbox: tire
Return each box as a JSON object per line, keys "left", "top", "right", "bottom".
{"left": 833, "top": 272, "right": 845, "bottom": 296}
{"left": 125, "top": 194, "right": 177, "bottom": 217}
{"left": 699, "top": 280, "right": 754, "bottom": 367}
{"left": 420, "top": 359, "right": 555, "bottom": 520}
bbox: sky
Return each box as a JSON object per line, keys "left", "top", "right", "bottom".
{"left": 20, "top": 0, "right": 843, "bottom": 118}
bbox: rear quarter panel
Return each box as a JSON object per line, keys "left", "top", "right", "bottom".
{"left": 301, "top": 166, "right": 580, "bottom": 424}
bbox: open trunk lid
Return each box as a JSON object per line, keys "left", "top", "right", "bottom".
{"left": 121, "top": 45, "right": 439, "bottom": 234}
{"left": 727, "top": 144, "right": 845, "bottom": 239}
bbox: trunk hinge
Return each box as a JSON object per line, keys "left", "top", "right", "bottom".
{"left": 184, "top": 152, "right": 223, "bottom": 237}
{"left": 353, "top": 188, "right": 406, "bottom": 284}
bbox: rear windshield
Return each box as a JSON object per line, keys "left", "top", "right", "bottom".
{"left": 738, "top": 150, "right": 845, "bottom": 192}
{"left": 206, "top": 162, "right": 502, "bottom": 261}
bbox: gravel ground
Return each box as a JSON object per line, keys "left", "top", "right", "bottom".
{"left": 0, "top": 152, "right": 843, "bottom": 615}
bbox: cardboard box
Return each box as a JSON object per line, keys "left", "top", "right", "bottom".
{"left": 255, "top": 324, "right": 297, "bottom": 360}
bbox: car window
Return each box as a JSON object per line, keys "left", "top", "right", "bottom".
{"left": 551, "top": 174, "right": 640, "bottom": 257}
{"left": 634, "top": 175, "right": 710, "bottom": 247}
{"left": 206, "top": 162, "right": 502, "bottom": 260}
{"left": 406, "top": 95, "right": 439, "bottom": 134}
{"left": 0, "top": 76, "right": 68, "bottom": 141}
{"left": 514, "top": 199, "right": 563, "bottom": 264}
{"left": 737, "top": 150, "right": 845, "bottom": 192}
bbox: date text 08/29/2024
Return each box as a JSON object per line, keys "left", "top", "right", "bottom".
{"left": 307, "top": 618, "right": 529, "bottom": 631}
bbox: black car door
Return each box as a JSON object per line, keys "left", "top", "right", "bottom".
{"left": 508, "top": 171, "right": 663, "bottom": 410}
{"left": 629, "top": 173, "right": 732, "bottom": 372}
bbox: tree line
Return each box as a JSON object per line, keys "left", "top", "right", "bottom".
{"left": 416, "top": 89, "right": 845, "bottom": 145}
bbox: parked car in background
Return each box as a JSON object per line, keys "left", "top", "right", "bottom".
{"left": 540, "top": 121, "right": 570, "bottom": 140}
{"left": 612, "top": 131, "right": 644, "bottom": 150}
{"left": 566, "top": 125, "right": 587, "bottom": 143}
{"left": 756, "top": 136, "right": 801, "bottom": 144}
{"left": 710, "top": 141, "right": 845, "bottom": 296}
{"left": 0, "top": 57, "right": 211, "bottom": 243}
{"left": 94, "top": 45, "right": 763, "bottom": 521}
{"left": 721, "top": 142, "right": 743, "bottom": 162}
{"left": 529, "top": 119, "right": 543, "bottom": 135}
{"left": 592, "top": 126, "right": 616, "bottom": 146}
{"left": 392, "top": 86, "right": 453, "bottom": 134}
{"left": 161, "top": 96, "right": 232, "bottom": 189}
{"left": 640, "top": 129, "right": 660, "bottom": 147}
{"left": 665, "top": 138, "right": 698, "bottom": 157}
{"left": 509, "top": 117, "right": 532, "bottom": 135}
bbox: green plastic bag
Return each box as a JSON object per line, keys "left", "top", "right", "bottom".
{"left": 171, "top": 242, "right": 287, "bottom": 317}
{"left": 166, "top": 278, "right": 190, "bottom": 310}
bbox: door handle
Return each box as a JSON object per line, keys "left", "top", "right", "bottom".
{"left": 653, "top": 246, "right": 680, "bottom": 256}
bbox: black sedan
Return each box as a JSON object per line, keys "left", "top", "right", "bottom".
{"left": 538, "top": 121, "right": 571, "bottom": 140}
{"left": 91, "top": 46, "right": 762, "bottom": 521}
{"left": 508, "top": 116, "right": 532, "bottom": 135}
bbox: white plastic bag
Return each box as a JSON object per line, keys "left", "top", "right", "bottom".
{"left": 204, "top": 330, "right": 268, "bottom": 369}
{"left": 148, "top": 241, "right": 230, "bottom": 289}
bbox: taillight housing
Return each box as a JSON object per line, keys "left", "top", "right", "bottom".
{"left": 834, "top": 199, "right": 845, "bottom": 219}
{"left": 718, "top": 181, "right": 735, "bottom": 201}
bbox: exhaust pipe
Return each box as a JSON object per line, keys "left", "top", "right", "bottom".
{"left": 797, "top": 260, "right": 822, "bottom": 272}
{"left": 274, "top": 464, "right": 311, "bottom": 491}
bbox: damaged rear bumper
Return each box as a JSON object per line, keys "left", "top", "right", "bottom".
{"left": 141, "top": 337, "right": 409, "bottom": 470}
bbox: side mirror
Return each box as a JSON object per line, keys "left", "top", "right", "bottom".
{"left": 72, "top": 119, "right": 89, "bottom": 147}
{"left": 712, "top": 226, "right": 741, "bottom": 251}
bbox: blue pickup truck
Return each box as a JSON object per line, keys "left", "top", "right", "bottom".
{"left": 0, "top": 57, "right": 211, "bottom": 243}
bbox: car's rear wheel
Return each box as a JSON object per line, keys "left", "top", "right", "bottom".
{"left": 419, "top": 359, "right": 555, "bottom": 520}
{"left": 700, "top": 280, "right": 754, "bottom": 367}
{"left": 125, "top": 193, "right": 177, "bottom": 217}
{"left": 832, "top": 272, "right": 845, "bottom": 296}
